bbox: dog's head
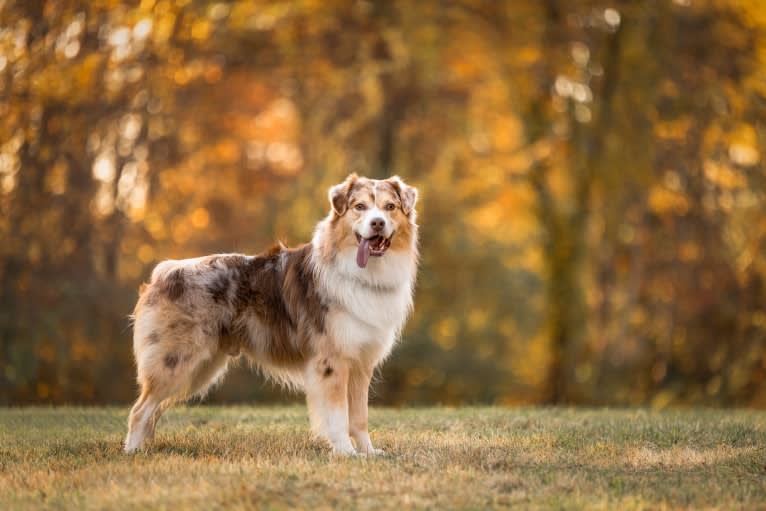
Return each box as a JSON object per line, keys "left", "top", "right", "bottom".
{"left": 326, "top": 174, "right": 418, "bottom": 269}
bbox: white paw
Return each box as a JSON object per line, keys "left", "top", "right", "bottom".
{"left": 330, "top": 438, "right": 358, "bottom": 457}
{"left": 356, "top": 446, "right": 385, "bottom": 457}
{"left": 331, "top": 445, "right": 359, "bottom": 457}
{"left": 124, "top": 443, "right": 141, "bottom": 454}
{"left": 124, "top": 435, "right": 144, "bottom": 453}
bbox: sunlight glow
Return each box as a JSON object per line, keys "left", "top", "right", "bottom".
{"left": 604, "top": 8, "right": 621, "bottom": 27}
{"left": 92, "top": 153, "right": 116, "bottom": 182}
{"left": 133, "top": 19, "right": 153, "bottom": 40}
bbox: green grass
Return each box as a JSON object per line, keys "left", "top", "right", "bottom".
{"left": 1, "top": 406, "right": 765, "bottom": 510}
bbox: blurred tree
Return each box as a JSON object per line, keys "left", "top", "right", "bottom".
{"left": 0, "top": 0, "right": 764, "bottom": 407}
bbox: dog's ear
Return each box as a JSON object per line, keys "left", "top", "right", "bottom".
{"left": 328, "top": 173, "right": 358, "bottom": 216}
{"left": 387, "top": 176, "right": 418, "bottom": 216}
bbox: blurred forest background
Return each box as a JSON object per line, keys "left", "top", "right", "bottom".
{"left": 1, "top": 0, "right": 766, "bottom": 407}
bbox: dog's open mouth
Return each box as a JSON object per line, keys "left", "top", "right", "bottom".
{"left": 355, "top": 233, "right": 392, "bottom": 268}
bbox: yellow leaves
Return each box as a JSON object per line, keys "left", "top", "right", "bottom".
{"left": 72, "top": 335, "right": 98, "bottom": 363}
{"left": 678, "top": 241, "right": 700, "bottom": 262}
{"left": 510, "top": 330, "right": 550, "bottom": 389}
{"left": 76, "top": 54, "right": 102, "bottom": 90}
{"left": 704, "top": 161, "right": 746, "bottom": 188}
{"left": 208, "top": 3, "right": 231, "bottom": 22}
{"left": 431, "top": 318, "right": 458, "bottom": 351}
{"left": 511, "top": 245, "right": 544, "bottom": 273}
{"left": 171, "top": 216, "right": 193, "bottom": 244}
{"left": 144, "top": 213, "right": 168, "bottom": 241}
{"left": 139, "top": 0, "right": 157, "bottom": 11}
{"left": 153, "top": 11, "right": 177, "bottom": 45}
{"left": 729, "top": 143, "right": 759, "bottom": 166}
{"left": 752, "top": 311, "right": 766, "bottom": 329}
{"left": 498, "top": 318, "right": 516, "bottom": 339}
{"left": 179, "top": 122, "right": 200, "bottom": 149}
{"left": 133, "top": 19, "right": 154, "bottom": 40}
{"left": 228, "top": 1, "right": 290, "bottom": 32}
{"left": 448, "top": 53, "right": 484, "bottom": 81}
{"left": 655, "top": 117, "right": 692, "bottom": 140}
{"left": 214, "top": 139, "right": 240, "bottom": 164}
{"left": 45, "top": 159, "right": 68, "bottom": 195}
{"left": 467, "top": 308, "right": 489, "bottom": 333}
{"left": 30, "top": 66, "right": 70, "bottom": 101}
{"left": 204, "top": 62, "right": 223, "bottom": 83}
{"left": 173, "top": 67, "right": 192, "bottom": 86}
{"left": 137, "top": 243, "right": 155, "bottom": 263}
{"left": 713, "top": 18, "right": 750, "bottom": 50}
{"left": 91, "top": 183, "right": 116, "bottom": 217}
{"left": 191, "top": 19, "right": 211, "bottom": 41}
{"left": 467, "top": 183, "right": 537, "bottom": 245}
{"left": 5, "top": 0, "right": 766, "bottom": 409}
{"left": 190, "top": 207, "right": 209, "bottom": 229}
{"left": 651, "top": 389, "right": 676, "bottom": 409}
{"left": 659, "top": 79, "right": 679, "bottom": 98}
{"left": 491, "top": 115, "right": 523, "bottom": 152}
{"left": 648, "top": 185, "right": 689, "bottom": 215}
{"left": 728, "top": 123, "right": 760, "bottom": 166}
{"left": 516, "top": 45, "right": 541, "bottom": 65}
{"left": 575, "top": 363, "right": 593, "bottom": 384}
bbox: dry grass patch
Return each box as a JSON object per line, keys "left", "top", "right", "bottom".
{"left": 0, "top": 406, "right": 764, "bottom": 510}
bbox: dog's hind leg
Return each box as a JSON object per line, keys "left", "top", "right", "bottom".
{"left": 142, "top": 354, "right": 228, "bottom": 444}
{"left": 125, "top": 383, "right": 167, "bottom": 453}
{"left": 125, "top": 346, "right": 230, "bottom": 453}
{"left": 186, "top": 351, "right": 231, "bottom": 400}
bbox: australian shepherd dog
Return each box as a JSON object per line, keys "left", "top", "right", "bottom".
{"left": 125, "top": 174, "right": 419, "bottom": 456}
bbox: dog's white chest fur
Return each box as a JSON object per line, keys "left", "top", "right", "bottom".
{"left": 314, "top": 248, "right": 415, "bottom": 365}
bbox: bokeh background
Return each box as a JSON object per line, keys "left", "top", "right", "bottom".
{"left": 1, "top": 0, "right": 765, "bottom": 407}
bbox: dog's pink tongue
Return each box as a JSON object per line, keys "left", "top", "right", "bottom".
{"left": 356, "top": 238, "right": 371, "bottom": 268}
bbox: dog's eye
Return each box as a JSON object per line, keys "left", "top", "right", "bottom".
{"left": 355, "top": 203, "right": 367, "bottom": 211}
{"left": 385, "top": 203, "right": 396, "bottom": 211}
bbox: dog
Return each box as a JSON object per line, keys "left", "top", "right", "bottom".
{"left": 124, "top": 174, "right": 419, "bottom": 455}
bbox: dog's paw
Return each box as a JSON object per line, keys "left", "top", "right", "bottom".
{"left": 330, "top": 443, "right": 358, "bottom": 457}
{"left": 356, "top": 447, "right": 386, "bottom": 457}
{"left": 331, "top": 450, "right": 361, "bottom": 458}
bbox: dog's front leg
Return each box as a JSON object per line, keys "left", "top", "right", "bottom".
{"left": 348, "top": 365, "right": 383, "bottom": 455}
{"left": 305, "top": 354, "right": 356, "bottom": 456}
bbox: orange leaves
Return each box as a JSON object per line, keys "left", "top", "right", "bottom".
{"left": 648, "top": 185, "right": 689, "bottom": 215}
{"left": 3, "top": 0, "right": 766, "bottom": 408}
{"left": 655, "top": 118, "right": 692, "bottom": 141}
{"left": 213, "top": 140, "right": 239, "bottom": 164}
{"left": 189, "top": 207, "right": 210, "bottom": 229}
{"left": 704, "top": 161, "right": 747, "bottom": 189}
{"left": 430, "top": 318, "right": 458, "bottom": 351}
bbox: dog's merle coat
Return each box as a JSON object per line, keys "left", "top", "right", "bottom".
{"left": 125, "top": 174, "right": 419, "bottom": 455}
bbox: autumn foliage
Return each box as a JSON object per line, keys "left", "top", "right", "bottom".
{"left": 1, "top": 0, "right": 765, "bottom": 406}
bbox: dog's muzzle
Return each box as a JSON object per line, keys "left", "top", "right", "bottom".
{"left": 355, "top": 233, "right": 392, "bottom": 268}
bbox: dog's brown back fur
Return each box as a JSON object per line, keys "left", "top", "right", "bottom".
{"left": 134, "top": 244, "right": 326, "bottom": 374}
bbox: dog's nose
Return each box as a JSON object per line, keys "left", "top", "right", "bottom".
{"left": 370, "top": 217, "right": 386, "bottom": 232}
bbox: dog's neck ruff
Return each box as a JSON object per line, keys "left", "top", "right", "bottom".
{"left": 309, "top": 216, "right": 418, "bottom": 339}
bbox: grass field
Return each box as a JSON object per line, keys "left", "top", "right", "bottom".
{"left": 0, "top": 406, "right": 764, "bottom": 510}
